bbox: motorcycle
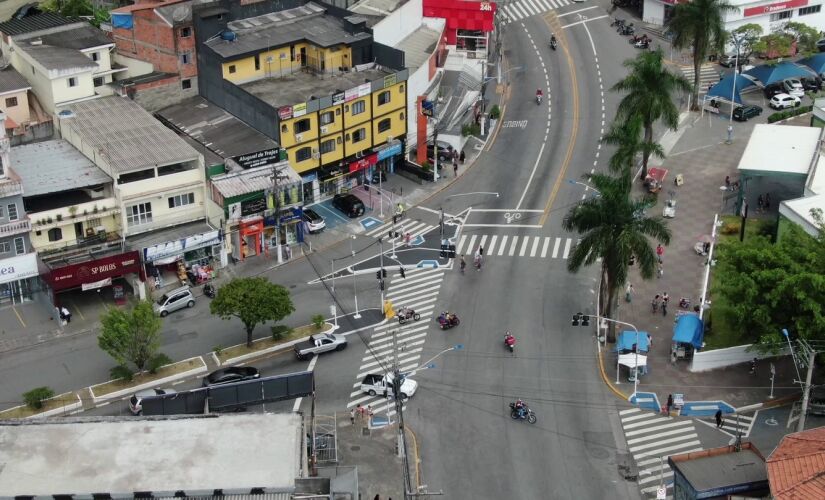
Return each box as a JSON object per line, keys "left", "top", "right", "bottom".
{"left": 536, "top": 94, "right": 542, "bottom": 105}
{"left": 437, "top": 312, "right": 460, "bottom": 330}
{"left": 504, "top": 333, "right": 516, "bottom": 353}
{"left": 619, "top": 24, "right": 635, "bottom": 36}
{"left": 397, "top": 306, "right": 421, "bottom": 324}
{"left": 610, "top": 18, "right": 625, "bottom": 28}
{"left": 509, "top": 402, "right": 537, "bottom": 424}
{"left": 634, "top": 40, "right": 650, "bottom": 50}
{"left": 550, "top": 39, "right": 557, "bottom": 51}
{"left": 203, "top": 282, "right": 216, "bottom": 299}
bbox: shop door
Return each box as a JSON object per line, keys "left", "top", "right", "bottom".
{"left": 74, "top": 222, "right": 84, "bottom": 240}
{"left": 300, "top": 47, "right": 307, "bottom": 68}
{"left": 303, "top": 182, "right": 315, "bottom": 204}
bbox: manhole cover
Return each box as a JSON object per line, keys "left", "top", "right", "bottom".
{"left": 350, "top": 445, "right": 361, "bottom": 451}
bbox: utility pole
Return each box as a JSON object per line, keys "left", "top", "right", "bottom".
{"left": 797, "top": 346, "right": 817, "bottom": 432}
{"left": 378, "top": 236, "right": 385, "bottom": 307}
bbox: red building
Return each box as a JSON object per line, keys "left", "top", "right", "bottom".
{"left": 110, "top": 0, "right": 199, "bottom": 111}
{"left": 423, "top": 0, "right": 497, "bottom": 47}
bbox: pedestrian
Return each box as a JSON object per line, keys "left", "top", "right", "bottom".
{"left": 350, "top": 408, "right": 355, "bottom": 424}
{"left": 662, "top": 293, "right": 669, "bottom": 316}
{"left": 765, "top": 193, "right": 771, "bottom": 211}
{"left": 657, "top": 264, "right": 663, "bottom": 279}
{"left": 703, "top": 241, "right": 711, "bottom": 255}
{"left": 647, "top": 333, "right": 652, "bottom": 349}
{"left": 666, "top": 394, "right": 673, "bottom": 415}
{"left": 367, "top": 405, "right": 374, "bottom": 418}
{"left": 715, "top": 409, "right": 723, "bottom": 428}
{"left": 459, "top": 254, "right": 466, "bottom": 273}
{"left": 651, "top": 294, "right": 660, "bottom": 313}
{"left": 478, "top": 246, "right": 484, "bottom": 257}
{"left": 356, "top": 403, "right": 364, "bottom": 420}
{"left": 61, "top": 306, "right": 71, "bottom": 324}
{"left": 757, "top": 194, "right": 764, "bottom": 213}
{"left": 656, "top": 244, "right": 664, "bottom": 264}
{"left": 453, "top": 162, "right": 458, "bottom": 177}
{"left": 725, "top": 175, "right": 731, "bottom": 189}
{"left": 459, "top": 150, "right": 465, "bottom": 163}
{"left": 374, "top": 495, "right": 380, "bottom": 500}
{"left": 404, "top": 232, "right": 412, "bottom": 247}
{"left": 625, "top": 283, "right": 634, "bottom": 302}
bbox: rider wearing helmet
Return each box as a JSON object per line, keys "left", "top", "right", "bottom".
{"left": 515, "top": 399, "right": 527, "bottom": 418}
{"left": 504, "top": 331, "right": 515, "bottom": 346}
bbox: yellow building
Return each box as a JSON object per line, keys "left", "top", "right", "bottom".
{"left": 200, "top": 2, "right": 407, "bottom": 203}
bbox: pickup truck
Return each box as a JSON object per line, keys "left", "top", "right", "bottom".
{"left": 294, "top": 333, "right": 347, "bottom": 360}
{"left": 360, "top": 373, "right": 418, "bottom": 400}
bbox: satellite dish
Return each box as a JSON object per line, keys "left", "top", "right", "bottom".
{"left": 172, "top": 6, "right": 188, "bottom": 23}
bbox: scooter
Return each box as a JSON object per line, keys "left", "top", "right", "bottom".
{"left": 536, "top": 94, "right": 542, "bottom": 105}
{"left": 504, "top": 333, "right": 516, "bottom": 353}
{"left": 203, "top": 282, "right": 216, "bottom": 299}
{"left": 437, "top": 312, "right": 460, "bottom": 330}
{"left": 619, "top": 24, "right": 635, "bottom": 36}
{"left": 550, "top": 39, "right": 557, "bottom": 51}
{"left": 634, "top": 40, "right": 650, "bottom": 50}
{"left": 611, "top": 18, "right": 625, "bottom": 28}
{"left": 397, "top": 306, "right": 421, "bottom": 324}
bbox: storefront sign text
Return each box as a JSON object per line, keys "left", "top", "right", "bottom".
{"left": 480, "top": 1, "right": 492, "bottom": 10}
{"left": 332, "top": 93, "right": 345, "bottom": 105}
{"left": 278, "top": 106, "right": 293, "bottom": 120}
{"left": 384, "top": 74, "right": 397, "bottom": 87}
{"left": 357, "top": 83, "right": 372, "bottom": 98}
{"left": 240, "top": 197, "right": 268, "bottom": 217}
{"left": 293, "top": 102, "right": 307, "bottom": 118}
{"left": 377, "top": 142, "right": 403, "bottom": 161}
{"left": 230, "top": 148, "right": 281, "bottom": 169}
{"left": 144, "top": 230, "right": 221, "bottom": 262}
{"left": 349, "top": 153, "right": 378, "bottom": 173}
{"left": 49, "top": 251, "right": 141, "bottom": 291}
{"left": 744, "top": 0, "right": 807, "bottom": 16}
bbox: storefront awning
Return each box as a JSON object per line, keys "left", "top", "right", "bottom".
{"left": 126, "top": 220, "right": 220, "bottom": 264}
{"left": 48, "top": 251, "right": 141, "bottom": 292}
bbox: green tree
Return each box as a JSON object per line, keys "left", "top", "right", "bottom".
{"left": 210, "top": 277, "right": 295, "bottom": 347}
{"left": 728, "top": 23, "right": 763, "bottom": 62}
{"left": 98, "top": 301, "right": 162, "bottom": 371}
{"left": 601, "top": 115, "right": 664, "bottom": 174}
{"left": 563, "top": 170, "right": 671, "bottom": 341}
{"left": 753, "top": 33, "right": 793, "bottom": 60}
{"left": 611, "top": 49, "right": 691, "bottom": 179}
{"left": 714, "top": 223, "right": 825, "bottom": 349}
{"left": 782, "top": 21, "right": 820, "bottom": 55}
{"left": 669, "top": 0, "right": 738, "bottom": 110}
{"left": 41, "top": 0, "right": 109, "bottom": 27}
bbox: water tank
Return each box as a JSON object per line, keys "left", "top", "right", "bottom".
{"left": 221, "top": 30, "right": 237, "bottom": 41}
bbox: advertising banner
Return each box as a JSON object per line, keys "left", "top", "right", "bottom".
{"left": 49, "top": 251, "right": 141, "bottom": 291}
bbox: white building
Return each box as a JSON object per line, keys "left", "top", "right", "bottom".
{"left": 644, "top": 0, "right": 825, "bottom": 34}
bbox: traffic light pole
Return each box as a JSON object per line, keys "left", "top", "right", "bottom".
{"left": 379, "top": 236, "right": 385, "bottom": 307}
{"left": 574, "top": 313, "right": 641, "bottom": 394}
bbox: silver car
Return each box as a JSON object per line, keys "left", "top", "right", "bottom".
{"left": 153, "top": 286, "right": 195, "bottom": 317}
{"left": 129, "top": 388, "right": 176, "bottom": 415}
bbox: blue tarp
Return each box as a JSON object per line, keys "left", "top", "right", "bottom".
{"left": 615, "top": 330, "right": 650, "bottom": 352}
{"left": 111, "top": 13, "right": 133, "bottom": 29}
{"left": 744, "top": 61, "right": 814, "bottom": 86}
{"left": 707, "top": 74, "right": 756, "bottom": 104}
{"left": 672, "top": 315, "right": 704, "bottom": 349}
{"left": 797, "top": 54, "right": 825, "bottom": 76}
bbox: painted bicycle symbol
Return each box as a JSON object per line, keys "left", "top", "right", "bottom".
{"left": 504, "top": 212, "right": 522, "bottom": 224}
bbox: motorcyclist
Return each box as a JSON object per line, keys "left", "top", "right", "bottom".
{"left": 395, "top": 202, "right": 404, "bottom": 216}
{"left": 550, "top": 34, "right": 557, "bottom": 48}
{"left": 446, "top": 312, "right": 457, "bottom": 325}
{"left": 459, "top": 254, "right": 466, "bottom": 273}
{"left": 504, "top": 331, "right": 516, "bottom": 346}
{"left": 515, "top": 399, "right": 527, "bottom": 418}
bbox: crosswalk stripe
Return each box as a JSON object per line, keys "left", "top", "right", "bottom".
{"left": 638, "top": 470, "right": 673, "bottom": 485}
{"left": 497, "top": 235, "right": 508, "bottom": 256}
{"left": 625, "top": 420, "right": 693, "bottom": 436}
{"left": 488, "top": 235, "right": 498, "bottom": 255}
{"left": 541, "top": 237, "right": 550, "bottom": 258}
{"left": 511, "top": 3, "right": 529, "bottom": 18}
{"left": 479, "top": 235, "right": 488, "bottom": 252}
{"left": 552, "top": 237, "right": 561, "bottom": 258}
{"left": 456, "top": 235, "right": 467, "bottom": 254}
{"left": 634, "top": 440, "right": 702, "bottom": 460}
{"left": 539, "top": 0, "right": 555, "bottom": 10}
{"left": 522, "top": 0, "right": 539, "bottom": 15}
{"left": 623, "top": 416, "right": 677, "bottom": 430}
{"left": 503, "top": 4, "right": 518, "bottom": 20}
{"left": 508, "top": 236, "right": 518, "bottom": 256}
{"left": 626, "top": 427, "right": 697, "bottom": 445}
{"left": 628, "top": 434, "right": 698, "bottom": 453}
{"left": 620, "top": 408, "right": 642, "bottom": 415}
{"left": 637, "top": 448, "right": 703, "bottom": 469}
{"left": 467, "top": 235, "right": 477, "bottom": 256}
{"left": 519, "top": 237, "right": 530, "bottom": 257}
{"left": 530, "top": 237, "right": 540, "bottom": 257}
{"left": 562, "top": 238, "right": 572, "bottom": 259}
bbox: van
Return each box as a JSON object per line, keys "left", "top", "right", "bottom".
{"left": 153, "top": 286, "right": 195, "bottom": 317}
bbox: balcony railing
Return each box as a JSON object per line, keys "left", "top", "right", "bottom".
{"left": 37, "top": 231, "right": 125, "bottom": 264}
{"left": 0, "top": 218, "right": 30, "bottom": 236}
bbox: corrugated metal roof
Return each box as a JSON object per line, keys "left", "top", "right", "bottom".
{"left": 20, "top": 44, "right": 99, "bottom": 72}
{"left": 211, "top": 163, "right": 300, "bottom": 198}
{"left": 0, "top": 13, "right": 76, "bottom": 37}
{"left": 0, "top": 66, "right": 30, "bottom": 94}
{"left": 11, "top": 139, "right": 111, "bottom": 197}
{"left": 58, "top": 96, "right": 200, "bottom": 173}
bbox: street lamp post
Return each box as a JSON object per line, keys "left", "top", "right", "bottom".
{"left": 351, "top": 236, "right": 361, "bottom": 319}
{"left": 575, "top": 313, "right": 642, "bottom": 396}
{"left": 727, "top": 33, "right": 745, "bottom": 144}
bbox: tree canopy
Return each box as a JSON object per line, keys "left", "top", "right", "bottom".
{"left": 98, "top": 301, "right": 163, "bottom": 371}
{"left": 601, "top": 114, "right": 664, "bottom": 174}
{"left": 728, "top": 23, "right": 763, "bottom": 61}
{"left": 210, "top": 277, "right": 295, "bottom": 347}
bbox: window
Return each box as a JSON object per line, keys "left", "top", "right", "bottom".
{"left": 13, "top": 237, "right": 24, "bottom": 255}
{"left": 168, "top": 192, "right": 195, "bottom": 208}
{"left": 320, "top": 139, "right": 336, "bottom": 154}
{"left": 799, "top": 5, "right": 821, "bottom": 15}
{"left": 91, "top": 52, "right": 100, "bottom": 62}
{"left": 254, "top": 54, "right": 260, "bottom": 71}
{"left": 67, "top": 77, "right": 77, "bottom": 88}
{"left": 320, "top": 111, "right": 334, "bottom": 125}
{"left": 158, "top": 163, "right": 192, "bottom": 176}
{"left": 181, "top": 52, "right": 191, "bottom": 65}
{"left": 47, "top": 228, "right": 62, "bottom": 242}
{"left": 377, "top": 91, "right": 391, "bottom": 106}
{"left": 126, "top": 202, "right": 152, "bottom": 227}
{"left": 228, "top": 65, "right": 236, "bottom": 74}
{"left": 290, "top": 45, "right": 295, "bottom": 61}
{"left": 93, "top": 77, "right": 103, "bottom": 87}
{"left": 181, "top": 27, "right": 192, "bottom": 38}
{"left": 0, "top": 241, "right": 9, "bottom": 253}
{"left": 352, "top": 128, "right": 366, "bottom": 143}
{"left": 118, "top": 168, "right": 155, "bottom": 184}
{"left": 770, "top": 10, "right": 792, "bottom": 21}
{"left": 399, "top": 84, "right": 404, "bottom": 93}
{"left": 352, "top": 100, "right": 366, "bottom": 115}
{"left": 377, "top": 118, "right": 391, "bottom": 133}
{"left": 87, "top": 217, "right": 101, "bottom": 228}
{"left": 295, "top": 118, "right": 311, "bottom": 133}
{"left": 181, "top": 79, "right": 192, "bottom": 90}
{"left": 7, "top": 204, "right": 17, "bottom": 221}
{"left": 295, "top": 147, "right": 312, "bottom": 162}
{"left": 0, "top": 206, "right": 4, "bottom": 218}
{"left": 4, "top": 97, "right": 17, "bottom": 108}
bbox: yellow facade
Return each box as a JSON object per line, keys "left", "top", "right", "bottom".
{"left": 286, "top": 139, "right": 321, "bottom": 174}
{"left": 280, "top": 111, "right": 319, "bottom": 149}
{"left": 221, "top": 43, "right": 353, "bottom": 83}
{"left": 319, "top": 133, "right": 344, "bottom": 165}
{"left": 373, "top": 109, "right": 406, "bottom": 145}
{"left": 342, "top": 96, "right": 372, "bottom": 129}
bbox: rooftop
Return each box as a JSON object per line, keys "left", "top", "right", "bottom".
{"left": 767, "top": 425, "right": 825, "bottom": 499}
{"left": 19, "top": 44, "right": 99, "bottom": 73}
{"left": 395, "top": 25, "right": 440, "bottom": 71}
{"left": 57, "top": 96, "right": 201, "bottom": 173}
{"left": 126, "top": 219, "right": 216, "bottom": 249}
{"left": 0, "top": 66, "right": 30, "bottom": 95}
{"left": 737, "top": 124, "right": 822, "bottom": 176}
{"left": 211, "top": 162, "right": 302, "bottom": 199}
{"left": 669, "top": 444, "right": 767, "bottom": 494}
{"left": 0, "top": 413, "right": 303, "bottom": 496}
{"left": 18, "top": 23, "right": 114, "bottom": 50}
{"left": 156, "top": 96, "right": 279, "bottom": 159}
{"left": 206, "top": 3, "right": 371, "bottom": 60}
{"left": 242, "top": 67, "right": 391, "bottom": 109}
{"left": 0, "top": 12, "right": 76, "bottom": 37}
{"left": 11, "top": 139, "right": 111, "bottom": 197}
{"left": 155, "top": 0, "right": 214, "bottom": 26}
{"left": 349, "top": 0, "right": 407, "bottom": 19}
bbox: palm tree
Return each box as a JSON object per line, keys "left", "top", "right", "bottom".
{"left": 563, "top": 170, "right": 671, "bottom": 342}
{"left": 668, "top": 0, "right": 738, "bottom": 110}
{"left": 611, "top": 49, "right": 691, "bottom": 179}
{"left": 601, "top": 115, "right": 665, "bottom": 174}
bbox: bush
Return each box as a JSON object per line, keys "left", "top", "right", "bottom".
{"left": 23, "top": 387, "right": 55, "bottom": 410}
{"left": 462, "top": 123, "right": 481, "bottom": 137}
{"left": 272, "top": 324, "right": 292, "bottom": 340}
{"left": 421, "top": 161, "right": 432, "bottom": 172}
{"left": 489, "top": 105, "right": 501, "bottom": 120}
{"left": 720, "top": 222, "right": 740, "bottom": 235}
{"left": 213, "top": 345, "right": 223, "bottom": 356}
{"left": 768, "top": 105, "right": 813, "bottom": 123}
{"left": 110, "top": 364, "right": 133, "bottom": 381}
{"left": 312, "top": 314, "right": 325, "bottom": 329}
{"left": 147, "top": 353, "right": 172, "bottom": 374}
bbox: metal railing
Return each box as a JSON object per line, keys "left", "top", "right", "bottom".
{"left": 0, "top": 218, "right": 30, "bottom": 236}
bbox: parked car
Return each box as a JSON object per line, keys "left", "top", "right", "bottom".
{"left": 302, "top": 208, "right": 326, "bottom": 233}
{"left": 370, "top": 170, "right": 387, "bottom": 184}
{"left": 153, "top": 286, "right": 194, "bottom": 317}
{"left": 202, "top": 366, "right": 260, "bottom": 387}
{"left": 732, "top": 104, "right": 763, "bottom": 122}
{"left": 801, "top": 76, "right": 822, "bottom": 92}
{"left": 129, "top": 388, "right": 176, "bottom": 415}
{"left": 817, "top": 38, "right": 825, "bottom": 52}
{"left": 294, "top": 333, "right": 347, "bottom": 360}
{"left": 782, "top": 78, "right": 805, "bottom": 98}
{"left": 763, "top": 83, "right": 785, "bottom": 99}
{"left": 718, "top": 53, "right": 749, "bottom": 68}
{"left": 331, "top": 193, "right": 365, "bottom": 218}
{"left": 769, "top": 93, "right": 802, "bottom": 110}
{"left": 427, "top": 141, "right": 453, "bottom": 162}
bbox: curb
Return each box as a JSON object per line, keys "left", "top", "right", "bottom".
{"left": 220, "top": 322, "right": 336, "bottom": 366}
{"left": 597, "top": 339, "right": 630, "bottom": 401}
{"left": 0, "top": 393, "right": 83, "bottom": 420}
{"left": 406, "top": 423, "right": 423, "bottom": 490}
{"left": 89, "top": 356, "right": 208, "bottom": 404}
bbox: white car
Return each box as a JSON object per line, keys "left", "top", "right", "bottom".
{"left": 769, "top": 93, "right": 801, "bottom": 110}
{"left": 129, "top": 388, "right": 176, "bottom": 415}
{"left": 361, "top": 373, "right": 418, "bottom": 400}
{"left": 782, "top": 78, "right": 805, "bottom": 98}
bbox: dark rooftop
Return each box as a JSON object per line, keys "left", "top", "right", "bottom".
{"left": 670, "top": 445, "right": 767, "bottom": 493}
{"left": 0, "top": 66, "right": 30, "bottom": 94}
{"left": 20, "top": 44, "right": 99, "bottom": 73}
{"left": 0, "top": 13, "right": 76, "bottom": 37}
{"left": 205, "top": 3, "right": 371, "bottom": 60}
{"left": 156, "top": 96, "right": 278, "bottom": 160}
{"left": 110, "top": 71, "right": 178, "bottom": 87}
{"left": 28, "top": 24, "right": 113, "bottom": 50}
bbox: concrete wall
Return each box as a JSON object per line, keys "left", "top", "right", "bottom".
{"left": 372, "top": 0, "right": 423, "bottom": 47}
{"left": 0, "top": 89, "right": 30, "bottom": 126}
{"left": 689, "top": 344, "right": 789, "bottom": 372}
{"left": 132, "top": 77, "right": 200, "bottom": 112}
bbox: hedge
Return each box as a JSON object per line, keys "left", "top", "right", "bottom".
{"left": 768, "top": 105, "right": 813, "bottom": 123}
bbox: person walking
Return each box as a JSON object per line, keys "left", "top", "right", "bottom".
{"left": 715, "top": 409, "right": 723, "bottom": 428}
{"left": 657, "top": 264, "right": 664, "bottom": 279}
{"left": 61, "top": 306, "right": 72, "bottom": 324}
{"left": 459, "top": 254, "right": 466, "bottom": 274}
{"left": 625, "top": 283, "right": 634, "bottom": 302}
{"left": 459, "top": 150, "right": 465, "bottom": 163}
{"left": 453, "top": 161, "right": 458, "bottom": 177}
{"left": 665, "top": 394, "right": 673, "bottom": 415}
{"left": 661, "top": 293, "right": 669, "bottom": 316}
{"left": 765, "top": 193, "right": 771, "bottom": 211}
{"left": 350, "top": 408, "right": 356, "bottom": 425}
{"left": 757, "top": 194, "right": 764, "bottom": 213}
{"left": 651, "top": 294, "right": 660, "bottom": 313}
{"left": 656, "top": 244, "right": 664, "bottom": 264}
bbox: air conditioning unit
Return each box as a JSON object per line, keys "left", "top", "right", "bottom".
{"left": 312, "top": 149, "right": 320, "bottom": 159}
{"left": 320, "top": 125, "right": 328, "bottom": 134}
{"left": 295, "top": 133, "right": 303, "bottom": 142}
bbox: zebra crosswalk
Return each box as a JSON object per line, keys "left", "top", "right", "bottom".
{"left": 681, "top": 63, "right": 720, "bottom": 95}
{"left": 707, "top": 412, "right": 757, "bottom": 439}
{"left": 499, "top": 0, "right": 575, "bottom": 24}
{"left": 620, "top": 408, "right": 703, "bottom": 498}
{"left": 455, "top": 233, "right": 575, "bottom": 259}
{"left": 346, "top": 267, "right": 446, "bottom": 417}
{"left": 364, "top": 218, "right": 435, "bottom": 241}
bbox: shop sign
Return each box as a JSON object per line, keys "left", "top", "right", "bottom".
{"left": 357, "top": 83, "right": 372, "bottom": 97}
{"left": 0, "top": 252, "right": 38, "bottom": 285}
{"left": 144, "top": 230, "right": 221, "bottom": 262}
{"left": 302, "top": 172, "right": 318, "bottom": 182}
{"left": 349, "top": 152, "right": 378, "bottom": 173}
{"left": 377, "top": 142, "right": 403, "bottom": 161}
{"left": 240, "top": 196, "right": 267, "bottom": 217}
{"left": 332, "top": 92, "right": 345, "bottom": 105}
{"left": 278, "top": 106, "right": 293, "bottom": 120}
{"left": 49, "top": 251, "right": 141, "bottom": 291}
{"left": 744, "top": 0, "right": 807, "bottom": 16}
{"left": 345, "top": 87, "right": 359, "bottom": 102}
{"left": 384, "top": 74, "right": 397, "bottom": 87}
{"left": 279, "top": 207, "right": 303, "bottom": 224}
{"left": 230, "top": 147, "right": 281, "bottom": 169}
{"left": 293, "top": 102, "right": 307, "bottom": 118}
{"left": 480, "top": 1, "right": 492, "bottom": 10}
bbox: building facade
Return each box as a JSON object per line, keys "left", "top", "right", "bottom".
{"left": 643, "top": 0, "right": 825, "bottom": 33}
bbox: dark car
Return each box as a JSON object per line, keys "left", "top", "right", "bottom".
{"left": 370, "top": 170, "right": 387, "bottom": 184}
{"left": 763, "top": 83, "right": 784, "bottom": 98}
{"left": 12, "top": 3, "right": 41, "bottom": 19}
{"left": 817, "top": 38, "right": 825, "bottom": 52}
{"left": 801, "top": 76, "right": 822, "bottom": 91}
{"left": 732, "top": 104, "right": 762, "bottom": 122}
{"left": 202, "top": 366, "right": 260, "bottom": 387}
{"left": 426, "top": 141, "right": 453, "bottom": 162}
{"left": 718, "top": 54, "right": 749, "bottom": 68}
{"left": 331, "top": 193, "right": 365, "bottom": 218}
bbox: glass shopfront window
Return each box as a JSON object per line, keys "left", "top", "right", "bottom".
{"left": 456, "top": 30, "right": 487, "bottom": 54}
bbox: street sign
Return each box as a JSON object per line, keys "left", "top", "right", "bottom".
{"left": 656, "top": 486, "right": 666, "bottom": 499}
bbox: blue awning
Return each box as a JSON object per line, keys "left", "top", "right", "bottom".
{"left": 672, "top": 315, "right": 704, "bottom": 349}
{"left": 615, "top": 330, "right": 650, "bottom": 353}
{"left": 707, "top": 74, "right": 756, "bottom": 104}
{"left": 797, "top": 53, "right": 825, "bottom": 76}
{"left": 744, "top": 61, "right": 814, "bottom": 86}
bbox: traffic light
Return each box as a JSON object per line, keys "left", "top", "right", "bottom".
{"left": 376, "top": 270, "right": 382, "bottom": 280}
{"left": 399, "top": 266, "right": 406, "bottom": 278}
{"left": 379, "top": 279, "right": 385, "bottom": 291}
{"left": 382, "top": 268, "right": 388, "bottom": 278}
{"left": 572, "top": 312, "right": 590, "bottom": 327}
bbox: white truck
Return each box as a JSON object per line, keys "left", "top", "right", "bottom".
{"left": 360, "top": 373, "right": 418, "bottom": 400}
{"left": 294, "top": 333, "right": 347, "bottom": 360}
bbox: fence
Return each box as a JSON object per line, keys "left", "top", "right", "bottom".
{"left": 689, "top": 344, "right": 788, "bottom": 372}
